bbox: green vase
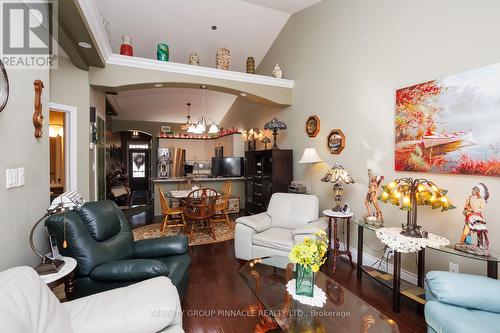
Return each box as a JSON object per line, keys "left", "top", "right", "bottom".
{"left": 157, "top": 43, "right": 169, "bottom": 61}
{"left": 296, "top": 264, "right": 314, "bottom": 297}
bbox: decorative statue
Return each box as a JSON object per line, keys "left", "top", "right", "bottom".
{"left": 365, "top": 169, "right": 384, "bottom": 225}
{"left": 272, "top": 64, "right": 282, "bottom": 78}
{"left": 455, "top": 183, "right": 490, "bottom": 256}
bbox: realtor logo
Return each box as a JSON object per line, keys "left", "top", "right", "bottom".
{"left": 1, "top": 0, "right": 58, "bottom": 68}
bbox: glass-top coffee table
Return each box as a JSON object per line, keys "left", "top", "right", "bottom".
{"left": 239, "top": 256, "right": 399, "bottom": 333}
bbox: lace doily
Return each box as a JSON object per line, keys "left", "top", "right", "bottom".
{"left": 375, "top": 227, "right": 450, "bottom": 253}
{"left": 285, "top": 279, "right": 327, "bottom": 307}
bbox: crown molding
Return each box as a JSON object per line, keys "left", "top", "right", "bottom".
{"left": 107, "top": 54, "right": 295, "bottom": 89}
{"left": 106, "top": 94, "right": 120, "bottom": 115}
{"left": 75, "top": 0, "right": 113, "bottom": 62}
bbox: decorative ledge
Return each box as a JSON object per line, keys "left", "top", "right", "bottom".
{"left": 106, "top": 54, "right": 295, "bottom": 89}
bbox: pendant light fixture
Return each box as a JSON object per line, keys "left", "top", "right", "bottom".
{"left": 182, "top": 102, "right": 195, "bottom": 132}
{"left": 194, "top": 86, "right": 208, "bottom": 134}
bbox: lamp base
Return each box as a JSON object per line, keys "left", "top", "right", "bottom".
{"left": 332, "top": 205, "right": 343, "bottom": 212}
{"left": 400, "top": 224, "right": 426, "bottom": 238}
{"left": 35, "top": 257, "right": 65, "bottom": 275}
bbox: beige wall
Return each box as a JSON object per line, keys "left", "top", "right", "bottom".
{"left": 89, "top": 89, "right": 106, "bottom": 200}
{"left": 0, "top": 67, "right": 50, "bottom": 270}
{"left": 49, "top": 52, "right": 91, "bottom": 200}
{"left": 222, "top": 0, "right": 500, "bottom": 276}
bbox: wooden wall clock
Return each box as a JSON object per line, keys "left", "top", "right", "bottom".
{"left": 305, "top": 115, "right": 320, "bottom": 137}
{"left": 33, "top": 80, "right": 45, "bottom": 138}
{"left": 0, "top": 59, "right": 8, "bottom": 112}
{"left": 327, "top": 129, "right": 345, "bottom": 154}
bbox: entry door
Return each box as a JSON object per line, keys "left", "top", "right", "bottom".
{"left": 128, "top": 149, "right": 150, "bottom": 191}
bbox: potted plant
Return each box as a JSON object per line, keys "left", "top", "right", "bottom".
{"left": 289, "top": 230, "right": 328, "bottom": 297}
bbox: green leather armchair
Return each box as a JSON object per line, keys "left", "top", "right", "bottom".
{"left": 45, "top": 200, "right": 191, "bottom": 300}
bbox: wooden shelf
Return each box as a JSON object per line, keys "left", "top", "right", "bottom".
{"left": 362, "top": 266, "right": 425, "bottom": 305}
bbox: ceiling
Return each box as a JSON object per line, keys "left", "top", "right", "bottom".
{"left": 95, "top": 0, "right": 320, "bottom": 123}
{"left": 110, "top": 87, "right": 238, "bottom": 124}
{"left": 96, "top": 0, "right": 320, "bottom": 73}
{"left": 242, "top": 0, "right": 322, "bottom": 14}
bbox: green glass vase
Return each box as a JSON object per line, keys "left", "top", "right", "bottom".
{"left": 157, "top": 43, "right": 169, "bottom": 61}
{"left": 296, "top": 264, "right": 314, "bottom": 297}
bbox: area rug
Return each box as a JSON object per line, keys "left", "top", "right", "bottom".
{"left": 133, "top": 220, "right": 236, "bottom": 246}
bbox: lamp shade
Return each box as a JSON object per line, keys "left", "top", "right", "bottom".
{"left": 47, "top": 191, "right": 86, "bottom": 213}
{"left": 298, "top": 148, "right": 323, "bottom": 164}
{"left": 321, "top": 162, "right": 355, "bottom": 184}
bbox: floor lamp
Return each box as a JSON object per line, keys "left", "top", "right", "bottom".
{"left": 298, "top": 148, "right": 323, "bottom": 194}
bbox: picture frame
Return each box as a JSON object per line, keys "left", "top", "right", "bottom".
{"left": 305, "top": 115, "right": 320, "bottom": 137}
{"left": 327, "top": 129, "right": 345, "bottom": 154}
{"left": 161, "top": 125, "right": 172, "bottom": 133}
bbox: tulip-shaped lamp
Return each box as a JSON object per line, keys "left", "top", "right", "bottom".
{"left": 379, "top": 178, "right": 455, "bottom": 238}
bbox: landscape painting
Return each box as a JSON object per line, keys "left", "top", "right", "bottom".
{"left": 395, "top": 63, "right": 500, "bottom": 177}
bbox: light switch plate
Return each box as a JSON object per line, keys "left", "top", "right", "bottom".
{"left": 6, "top": 169, "right": 18, "bottom": 189}
{"left": 17, "top": 167, "right": 25, "bottom": 186}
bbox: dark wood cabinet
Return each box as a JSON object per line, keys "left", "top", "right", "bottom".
{"left": 245, "top": 149, "right": 293, "bottom": 214}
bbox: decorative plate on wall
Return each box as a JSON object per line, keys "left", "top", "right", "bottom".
{"left": 305, "top": 115, "right": 320, "bottom": 137}
{"left": 327, "top": 129, "right": 345, "bottom": 154}
{"left": 0, "top": 60, "right": 9, "bottom": 112}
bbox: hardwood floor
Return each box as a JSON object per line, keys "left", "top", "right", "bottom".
{"left": 181, "top": 241, "right": 426, "bottom": 333}
{"left": 127, "top": 212, "right": 426, "bottom": 333}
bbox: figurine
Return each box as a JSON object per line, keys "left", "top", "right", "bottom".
{"left": 188, "top": 52, "right": 200, "bottom": 65}
{"left": 364, "top": 169, "right": 384, "bottom": 225}
{"left": 455, "top": 183, "right": 490, "bottom": 256}
{"left": 272, "top": 64, "right": 282, "bottom": 78}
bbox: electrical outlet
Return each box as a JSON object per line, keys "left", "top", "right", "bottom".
{"left": 449, "top": 262, "right": 459, "bottom": 273}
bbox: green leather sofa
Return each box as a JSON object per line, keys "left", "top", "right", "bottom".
{"left": 45, "top": 200, "right": 191, "bottom": 300}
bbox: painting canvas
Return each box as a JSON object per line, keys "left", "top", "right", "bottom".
{"left": 395, "top": 63, "right": 500, "bottom": 177}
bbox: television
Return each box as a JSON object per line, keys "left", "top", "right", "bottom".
{"left": 211, "top": 157, "right": 244, "bottom": 177}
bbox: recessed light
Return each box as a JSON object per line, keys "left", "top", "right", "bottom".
{"left": 211, "top": 25, "right": 217, "bottom": 30}
{"left": 78, "top": 42, "right": 92, "bottom": 49}
{"left": 240, "top": 92, "right": 247, "bottom": 97}
{"left": 200, "top": 85, "right": 207, "bottom": 89}
{"left": 154, "top": 83, "right": 163, "bottom": 88}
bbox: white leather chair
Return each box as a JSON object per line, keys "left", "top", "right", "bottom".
{"left": 235, "top": 193, "right": 328, "bottom": 266}
{"left": 0, "top": 266, "right": 184, "bottom": 333}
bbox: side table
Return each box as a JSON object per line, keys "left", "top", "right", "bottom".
{"left": 323, "top": 209, "right": 354, "bottom": 274}
{"left": 39, "top": 256, "right": 77, "bottom": 301}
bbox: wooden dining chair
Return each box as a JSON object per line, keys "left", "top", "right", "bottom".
{"left": 211, "top": 180, "right": 232, "bottom": 228}
{"left": 183, "top": 188, "right": 218, "bottom": 240}
{"left": 158, "top": 186, "right": 186, "bottom": 236}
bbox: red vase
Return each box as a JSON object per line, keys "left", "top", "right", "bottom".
{"left": 120, "top": 35, "right": 133, "bottom": 56}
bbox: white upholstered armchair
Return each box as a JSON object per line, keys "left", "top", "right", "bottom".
{"left": 235, "top": 193, "right": 328, "bottom": 264}
{"left": 0, "top": 266, "right": 184, "bottom": 333}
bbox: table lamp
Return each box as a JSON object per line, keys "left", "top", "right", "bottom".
{"left": 298, "top": 148, "right": 323, "bottom": 194}
{"left": 321, "top": 162, "right": 355, "bottom": 211}
{"left": 29, "top": 191, "right": 86, "bottom": 274}
{"left": 264, "top": 117, "right": 287, "bottom": 149}
{"left": 379, "top": 178, "right": 455, "bottom": 238}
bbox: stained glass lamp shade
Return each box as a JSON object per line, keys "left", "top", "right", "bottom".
{"left": 30, "top": 191, "right": 86, "bottom": 274}
{"left": 321, "top": 162, "right": 355, "bottom": 211}
{"left": 379, "top": 178, "right": 455, "bottom": 238}
{"left": 264, "top": 117, "right": 287, "bottom": 149}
